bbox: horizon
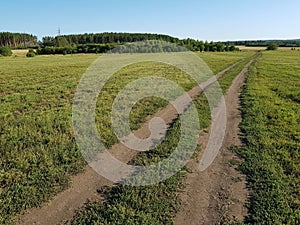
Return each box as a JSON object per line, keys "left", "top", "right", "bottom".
{"left": 1, "top": 0, "right": 300, "bottom": 42}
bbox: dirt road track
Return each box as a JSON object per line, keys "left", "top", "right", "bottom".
{"left": 174, "top": 59, "right": 255, "bottom": 225}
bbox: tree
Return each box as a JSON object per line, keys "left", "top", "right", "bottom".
{"left": 42, "top": 36, "right": 56, "bottom": 47}
{"left": 267, "top": 43, "right": 279, "bottom": 51}
{"left": 216, "top": 42, "right": 225, "bottom": 52}
{"left": 197, "top": 41, "right": 205, "bottom": 52}
{"left": 209, "top": 41, "right": 217, "bottom": 52}
{"left": 229, "top": 45, "right": 238, "bottom": 51}
{"left": 55, "top": 36, "right": 69, "bottom": 47}
{"left": 204, "top": 41, "right": 210, "bottom": 52}
{"left": 0, "top": 47, "right": 12, "bottom": 56}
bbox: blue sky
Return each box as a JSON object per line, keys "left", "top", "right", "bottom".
{"left": 1, "top": 0, "right": 299, "bottom": 41}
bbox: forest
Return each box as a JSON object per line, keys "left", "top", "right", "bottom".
{"left": 229, "top": 39, "right": 300, "bottom": 47}
{"left": 40, "top": 32, "right": 239, "bottom": 53}
{"left": 0, "top": 32, "right": 239, "bottom": 54}
{"left": 1, "top": 32, "right": 300, "bottom": 54}
{"left": 0, "top": 32, "right": 38, "bottom": 48}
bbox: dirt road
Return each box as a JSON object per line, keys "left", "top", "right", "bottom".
{"left": 174, "top": 60, "right": 255, "bottom": 225}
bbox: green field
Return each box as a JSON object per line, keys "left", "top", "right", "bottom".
{"left": 2, "top": 50, "right": 298, "bottom": 225}
{"left": 0, "top": 52, "right": 254, "bottom": 224}
{"left": 0, "top": 55, "right": 98, "bottom": 224}
{"left": 1, "top": 1, "right": 298, "bottom": 224}
{"left": 67, "top": 53, "right": 256, "bottom": 225}
{"left": 237, "top": 51, "right": 300, "bottom": 224}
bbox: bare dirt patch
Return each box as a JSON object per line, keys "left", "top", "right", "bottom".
{"left": 11, "top": 49, "right": 29, "bottom": 56}
{"left": 236, "top": 45, "right": 266, "bottom": 51}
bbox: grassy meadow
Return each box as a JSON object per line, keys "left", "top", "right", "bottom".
{"left": 237, "top": 51, "right": 300, "bottom": 224}
{"left": 68, "top": 52, "right": 256, "bottom": 225}
{"left": 5, "top": 50, "right": 299, "bottom": 225}
{"left": 0, "top": 52, "right": 254, "bottom": 224}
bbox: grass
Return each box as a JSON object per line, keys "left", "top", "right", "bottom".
{"left": 95, "top": 61, "right": 198, "bottom": 148}
{"left": 218, "top": 52, "right": 259, "bottom": 93}
{"left": 197, "top": 51, "right": 255, "bottom": 74}
{"left": 0, "top": 52, "right": 254, "bottom": 224}
{"left": 236, "top": 51, "right": 300, "bottom": 224}
{"left": 0, "top": 55, "right": 98, "bottom": 224}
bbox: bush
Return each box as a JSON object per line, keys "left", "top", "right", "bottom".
{"left": 26, "top": 49, "right": 36, "bottom": 57}
{"left": 36, "top": 46, "right": 76, "bottom": 55}
{"left": 36, "top": 44, "right": 117, "bottom": 55}
{"left": 267, "top": 43, "right": 279, "bottom": 51}
{"left": 0, "top": 47, "right": 12, "bottom": 56}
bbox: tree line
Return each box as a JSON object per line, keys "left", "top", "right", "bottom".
{"left": 36, "top": 43, "right": 118, "bottom": 55}
{"left": 38, "top": 33, "right": 239, "bottom": 54}
{"left": 0, "top": 32, "right": 38, "bottom": 48}
{"left": 0, "top": 32, "right": 240, "bottom": 55}
{"left": 41, "top": 33, "right": 180, "bottom": 46}
{"left": 36, "top": 41, "right": 239, "bottom": 55}
{"left": 229, "top": 39, "right": 300, "bottom": 47}
{"left": 1, "top": 31, "right": 300, "bottom": 52}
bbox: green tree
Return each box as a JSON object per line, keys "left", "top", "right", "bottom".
{"left": 209, "top": 41, "right": 217, "bottom": 52}
{"left": 42, "top": 36, "right": 55, "bottom": 46}
{"left": 204, "top": 41, "right": 210, "bottom": 52}
{"left": 229, "top": 45, "right": 237, "bottom": 51}
{"left": 216, "top": 42, "right": 225, "bottom": 52}
{"left": 55, "top": 36, "right": 69, "bottom": 47}
{"left": 0, "top": 47, "right": 12, "bottom": 56}
{"left": 267, "top": 43, "right": 279, "bottom": 50}
{"left": 197, "top": 41, "right": 205, "bottom": 52}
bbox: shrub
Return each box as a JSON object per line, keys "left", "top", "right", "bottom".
{"left": 0, "top": 47, "right": 12, "bottom": 56}
{"left": 267, "top": 43, "right": 279, "bottom": 51}
{"left": 26, "top": 49, "right": 36, "bottom": 57}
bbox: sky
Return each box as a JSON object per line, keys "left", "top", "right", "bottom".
{"left": 1, "top": 0, "right": 299, "bottom": 41}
